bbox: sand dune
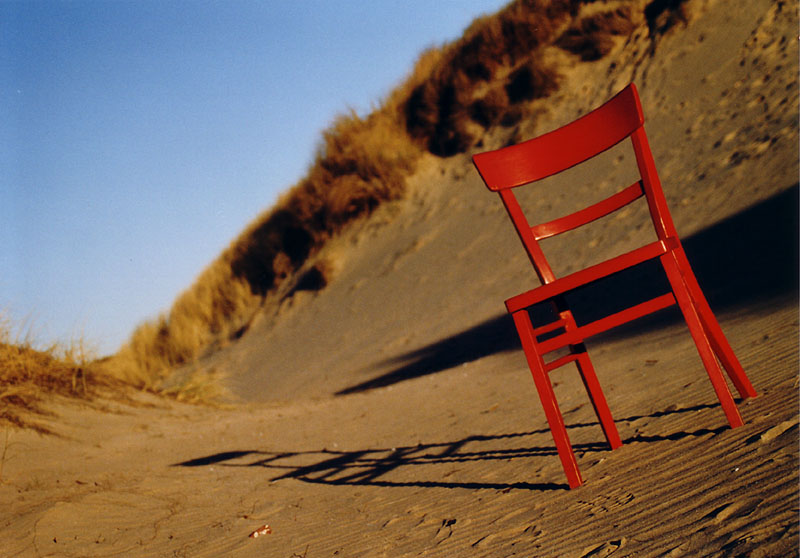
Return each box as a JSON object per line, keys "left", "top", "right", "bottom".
{"left": 2, "top": 0, "right": 797, "bottom": 556}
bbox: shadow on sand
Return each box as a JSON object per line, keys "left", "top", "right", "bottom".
{"left": 173, "top": 404, "right": 726, "bottom": 492}
{"left": 337, "top": 185, "right": 798, "bottom": 395}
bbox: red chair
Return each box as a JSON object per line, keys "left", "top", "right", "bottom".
{"left": 472, "top": 83, "right": 757, "bottom": 489}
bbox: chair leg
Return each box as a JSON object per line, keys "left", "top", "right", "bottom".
{"left": 511, "top": 309, "right": 583, "bottom": 488}
{"left": 661, "top": 253, "right": 744, "bottom": 428}
{"left": 553, "top": 299, "right": 623, "bottom": 450}
{"left": 573, "top": 347, "right": 623, "bottom": 450}
{"left": 673, "top": 246, "right": 757, "bottom": 399}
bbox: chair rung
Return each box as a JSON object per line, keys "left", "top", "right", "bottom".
{"left": 544, "top": 353, "right": 580, "bottom": 372}
{"left": 533, "top": 319, "right": 567, "bottom": 337}
{"left": 538, "top": 293, "right": 677, "bottom": 354}
{"left": 505, "top": 238, "right": 679, "bottom": 314}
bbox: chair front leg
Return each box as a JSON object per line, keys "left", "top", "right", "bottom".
{"left": 661, "top": 252, "right": 744, "bottom": 428}
{"left": 511, "top": 309, "right": 583, "bottom": 488}
{"left": 672, "top": 246, "right": 757, "bottom": 399}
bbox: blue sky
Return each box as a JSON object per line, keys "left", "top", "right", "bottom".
{"left": 1, "top": 0, "right": 508, "bottom": 355}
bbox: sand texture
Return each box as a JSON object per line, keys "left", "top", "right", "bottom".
{"left": 2, "top": 0, "right": 798, "bottom": 556}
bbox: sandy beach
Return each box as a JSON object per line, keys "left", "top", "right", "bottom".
{"left": 2, "top": 0, "right": 797, "bottom": 556}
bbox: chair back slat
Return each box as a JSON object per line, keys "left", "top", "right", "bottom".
{"left": 472, "top": 85, "right": 644, "bottom": 191}
{"left": 532, "top": 180, "right": 644, "bottom": 241}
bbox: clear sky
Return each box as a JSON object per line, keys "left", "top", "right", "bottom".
{"left": 1, "top": 0, "right": 508, "bottom": 355}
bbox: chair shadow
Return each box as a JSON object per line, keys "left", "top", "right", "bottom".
{"left": 337, "top": 314, "right": 522, "bottom": 395}
{"left": 337, "top": 185, "right": 798, "bottom": 395}
{"left": 173, "top": 404, "right": 724, "bottom": 492}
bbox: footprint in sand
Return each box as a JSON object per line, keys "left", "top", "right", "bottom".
{"left": 703, "top": 498, "right": 760, "bottom": 524}
{"left": 574, "top": 489, "right": 635, "bottom": 516}
{"left": 745, "top": 419, "right": 797, "bottom": 445}
{"left": 580, "top": 537, "right": 626, "bottom": 558}
{"left": 472, "top": 522, "right": 543, "bottom": 549}
{"left": 434, "top": 518, "right": 456, "bottom": 544}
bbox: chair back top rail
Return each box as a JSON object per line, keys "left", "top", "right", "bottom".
{"left": 472, "top": 84, "right": 644, "bottom": 191}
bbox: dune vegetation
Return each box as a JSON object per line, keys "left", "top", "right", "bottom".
{"left": 0, "top": 313, "right": 120, "bottom": 431}
{"left": 3, "top": 0, "right": 693, "bottom": 423}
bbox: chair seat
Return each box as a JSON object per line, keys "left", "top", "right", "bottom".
{"left": 505, "top": 237, "right": 679, "bottom": 313}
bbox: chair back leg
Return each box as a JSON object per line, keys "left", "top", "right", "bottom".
{"left": 553, "top": 298, "right": 623, "bottom": 450}
{"left": 573, "top": 348, "right": 623, "bottom": 449}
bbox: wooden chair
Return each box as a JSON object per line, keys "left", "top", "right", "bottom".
{"left": 471, "top": 83, "right": 757, "bottom": 489}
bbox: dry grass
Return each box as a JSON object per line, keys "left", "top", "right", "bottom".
{"left": 0, "top": 313, "right": 117, "bottom": 431}
{"left": 403, "top": 0, "right": 575, "bottom": 155}
{"left": 113, "top": 0, "right": 691, "bottom": 393}
{"left": 556, "top": 6, "right": 641, "bottom": 61}
{"left": 0, "top": 311, "right": 229, "bottom": 431}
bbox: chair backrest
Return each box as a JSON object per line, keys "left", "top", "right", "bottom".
{"left": 472, "top": 83, "right": 679, "bottom": 285}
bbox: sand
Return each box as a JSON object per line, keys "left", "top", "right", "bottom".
{"left": 2, "top": 0, "right": 797, "bottom": 556}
